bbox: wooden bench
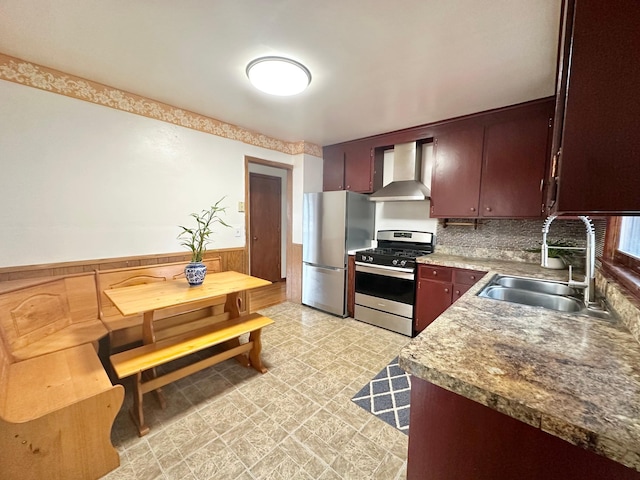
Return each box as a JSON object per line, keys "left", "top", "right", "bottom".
{"left": 0, "top": 272, "right": 109, "bottom": 361}
{"left": 0, "top": 272, "right": 124, "bottom": 478}
{"left": 110, "top": 312, "right": 274, "bottom": 436}
{"left": 96, "top": 258, "right": 223, "bottom": 350}
{"left": 0, "top": 339, "right": 124, "bottom": 480}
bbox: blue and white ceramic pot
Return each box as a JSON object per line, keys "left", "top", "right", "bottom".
{"left": 184, "top": 262, "right": 207, "bottom": 286}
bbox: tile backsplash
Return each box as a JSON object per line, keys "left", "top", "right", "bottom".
{"left": 435, "top": 218, "right": 607, "bottom": 263}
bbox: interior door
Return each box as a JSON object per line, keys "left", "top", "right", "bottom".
{"left": 249, "top": 173, "right": 281, "bottom": 282}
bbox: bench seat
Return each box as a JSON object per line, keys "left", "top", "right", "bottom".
{"left": 0, "top": 343, "right": 124, "bottom": 480}
{"left": 110, "top": 312, "right": 274, "bottom": 436}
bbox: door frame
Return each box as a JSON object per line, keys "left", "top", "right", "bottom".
{"left": 244, "top": 156, "right": 293, "bottom": 289}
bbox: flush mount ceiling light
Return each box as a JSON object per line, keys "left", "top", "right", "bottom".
{"left": 246, "top": 56, "right": 311, "bottom": 96}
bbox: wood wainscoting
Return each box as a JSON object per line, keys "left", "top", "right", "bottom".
{"left": 287, "top": 243, "right": 303, "bottom": 304}
{"left": 0, "top": 246, "right": 300, "bottom": 309}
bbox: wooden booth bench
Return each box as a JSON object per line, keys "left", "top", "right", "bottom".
{"left": 105, "top": 269, "right": 274, "bottom": 436}
{"left": 0, "top": 274, "right": 124, "bottom": 480}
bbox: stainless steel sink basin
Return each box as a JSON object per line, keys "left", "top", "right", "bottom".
{"left": 494, "top": 276, "right": 580, "bottom": 297}
{"left": 477, "top": 274, "right": 615, "bottom": 320}
{"left": 480, "top": 286, "right": 583, "bottom": 312}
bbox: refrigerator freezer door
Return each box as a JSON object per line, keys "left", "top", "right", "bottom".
{"left": 302, "top": 263, "right": 347, "bottom": 317}
{"left": 303, "top": 191, "right": 347, "bottom": 269}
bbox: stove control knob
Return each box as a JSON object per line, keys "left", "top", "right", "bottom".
{"left": 400, "top": 260, "right": 407, "bottom": 267}
{"left": 360, "top": 254, "right": 366, "bottom": 261}
{"left": 367, "top": 256, "right": 373, "bottom": 262}
{"left": 392, "top": 259, "right": 398, "bottom": 266}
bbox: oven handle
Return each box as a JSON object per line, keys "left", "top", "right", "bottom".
{"left": 355, "top": 262, "right": 415, "bottom": 279}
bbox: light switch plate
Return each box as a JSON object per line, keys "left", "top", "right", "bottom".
{"left": 238, "top": 201, "right": 245, "bottom": 212}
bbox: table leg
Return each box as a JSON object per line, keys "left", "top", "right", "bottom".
{"left": 225, "top": 291, "right": 241, "bottom": 318}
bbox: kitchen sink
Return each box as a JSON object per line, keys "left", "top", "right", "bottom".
{"left": 493, "top": 276, "right": 580, "bottom": 297}
{"left": 477, "top": 274, "right": 615, "bottom": 320}
{"left": 480, "top": 286, "right": 583, "bottom": 312}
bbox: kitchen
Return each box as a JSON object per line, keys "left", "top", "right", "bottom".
{"left": 1, "top": 1, "right": 640, "bottom": 479}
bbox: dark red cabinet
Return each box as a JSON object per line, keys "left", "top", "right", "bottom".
{"left": 322, "top": 144, "right": 345, "bottom": 191}
{"left": 431, "top": 99, "right": 554, "bottom": 219}
{"left": 480, "top": 103, "right": 552, "bottom": 217}
{"left": 407, "top": 378, "right": 640, "bottom": 480}
{"left": 547, "top": 0, "right": 640, "bottom": 215}
{"left": 414, "top": 265, "right": 485, "bottom": 333}
{"left": 322, "top": 141, "right": 382, "bottom": 193}
{"left": 430, "top": 126, "right": 484, "bottom": 218}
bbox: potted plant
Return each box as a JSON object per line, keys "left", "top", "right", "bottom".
{"left": 178, "top": 197, "right": 231, "bottom": 286}
{"left": 526, "top": 239, "right": 577, "bottom": 270}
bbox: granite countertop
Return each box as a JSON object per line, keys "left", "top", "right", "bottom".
{"left": 399, "top": 253, "right": 640, "bottom": 472}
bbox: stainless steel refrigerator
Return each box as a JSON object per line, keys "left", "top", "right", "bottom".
{"left": 302, "top": 191, "right": 375, "bottom": 316}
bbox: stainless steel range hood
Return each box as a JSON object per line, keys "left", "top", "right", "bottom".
{"left": 369, "top": 141, "right": 430, "bottom": 202}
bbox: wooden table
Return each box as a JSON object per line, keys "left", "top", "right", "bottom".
{"left": 104, "top": 270, "right": 271, "bottom": 345}
{"left": 104, "top": 271, "right": 272, "bottom": 434}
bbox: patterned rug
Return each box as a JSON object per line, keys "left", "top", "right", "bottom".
{"left": 351, "top": 357, "right": 411, "bottom": 434}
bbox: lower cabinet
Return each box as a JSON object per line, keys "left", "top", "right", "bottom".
{"left": 407, "top": 378, "right": 640, "bottom": 480}
{"left": 415, "top": 265, "right": 485, "bottom": 333}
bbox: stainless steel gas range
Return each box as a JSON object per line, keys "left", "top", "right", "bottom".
{"left": 354, "top": 230, "right": 435, "bottom": 336}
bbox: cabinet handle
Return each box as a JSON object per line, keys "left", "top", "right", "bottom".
{"left": 432, "top": 271, "right": 438, "bottom": 276}
{"left": 455, "top": 290, "right": 460, "bottom": 295}
{"left": 470, "top": 207, "right": 476, "bottom": 212}
{"left": 485, "top": 207, "right": 492, "bottom": 212}
{"left": 470, "top": 275, "right": 476, "bottom": 280}
{"left": 540, "top": 178, "right": 544, "bottom": 192}
{"left": 346, "top": 185, "right": 350, "bottom": 189}
{"left": 444, "top": 288, "right": 449, "bottom": 293}
{"left": 338, "top": 185, "right": 342, "bottom": 189}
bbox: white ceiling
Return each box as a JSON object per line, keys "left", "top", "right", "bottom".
{"left": 0, "top": 0, "right": 562, "bottom": 147}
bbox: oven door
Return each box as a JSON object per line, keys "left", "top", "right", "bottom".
{"left": 354, "top": 263, "right": 415, "bottom": 336}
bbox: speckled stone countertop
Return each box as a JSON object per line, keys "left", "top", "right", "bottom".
{"left": 399, "top": 253, "right": 640, "bottom": 471}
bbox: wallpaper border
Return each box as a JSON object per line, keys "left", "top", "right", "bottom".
{"left": 0, "top": 53, "right": 322, "bottom": 157}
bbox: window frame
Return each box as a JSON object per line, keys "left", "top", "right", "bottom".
{"left": 601, "top": 217, "right": 640, "bottom": 300}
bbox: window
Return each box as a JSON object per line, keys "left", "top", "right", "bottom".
{"left": 602, "top": 216, "right": 640, "bottom": 300}
{"left": 619, "top": 217, "right": 640, "bottom": 259}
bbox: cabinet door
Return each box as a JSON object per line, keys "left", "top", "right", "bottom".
{"left": 415, "top": 279, "right": 453, "bottom": 333}
{"left": 430, "top": 126, "right": 484, "bottom": 218}
{"left": 549, "top": 0, "right": 640, "bottom": 214}
{"left": 480, "top": 104, "right": 552, "bottom": 217}
{"left": 344, "top": 142, "right": 374, "bottom": 193}
{"left": 322, "top": 144, "right": 345, "bottom": 191}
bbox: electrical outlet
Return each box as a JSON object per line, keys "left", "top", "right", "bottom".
{"left": 234, "top": 228, "right": 242, "bottom": 237}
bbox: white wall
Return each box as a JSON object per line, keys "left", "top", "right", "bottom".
{"left": 292, "top": 153, "right": 323, "bottom": 244}
{"left": 0, "top": 80, "right": 300, "bottom": 267}
{"left": 374, "top": 144, "right": 439, "bottom": 239}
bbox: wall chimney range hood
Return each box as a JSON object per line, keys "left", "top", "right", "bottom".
{"left": 369, "top": 141, "right": 430, "bottom": 202}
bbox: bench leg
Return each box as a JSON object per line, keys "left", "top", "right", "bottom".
{"left": 224, "top": 338, "right": 250, "bottom": 367}
{"left": 130, "top": 372, "right": 150, "bottom": 437}
{"left": 248, "top": 328, "right": 268, "bottom": 374}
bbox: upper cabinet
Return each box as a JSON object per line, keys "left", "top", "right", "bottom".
{"left": 430, "top": 126, "right": 484, "bottom": 218}
{"left": 430, "top": 98, "right": 554, "bottom": 218}
{"left": 547, "top": 0, "right": 640, "bottom": 215}
{"left": 322, "top": 140, "right": 383, "bottom": 193}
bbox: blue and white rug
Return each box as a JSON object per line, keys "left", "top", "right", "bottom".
{"left": 351, "top": 356, "right": 411, "bottom": 434}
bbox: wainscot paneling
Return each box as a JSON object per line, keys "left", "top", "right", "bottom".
{"left": 287, "top": 243, "right": 303, "bottom": 304}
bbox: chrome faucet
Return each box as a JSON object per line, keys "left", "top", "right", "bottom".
{"left": 541, "top": 215, "right": 596, "bottom": 305}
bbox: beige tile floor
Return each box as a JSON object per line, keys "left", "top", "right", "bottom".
{"left": 103, "top": 302, "right": 411, "bottom": 480}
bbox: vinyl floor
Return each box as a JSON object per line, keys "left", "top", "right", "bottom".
{"left": 102, "top": 301, "right": 411, "bottom": 480}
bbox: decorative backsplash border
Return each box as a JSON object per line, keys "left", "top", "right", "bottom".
{"left": 0, "top": 53, "right": 322, "bottom": 157}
